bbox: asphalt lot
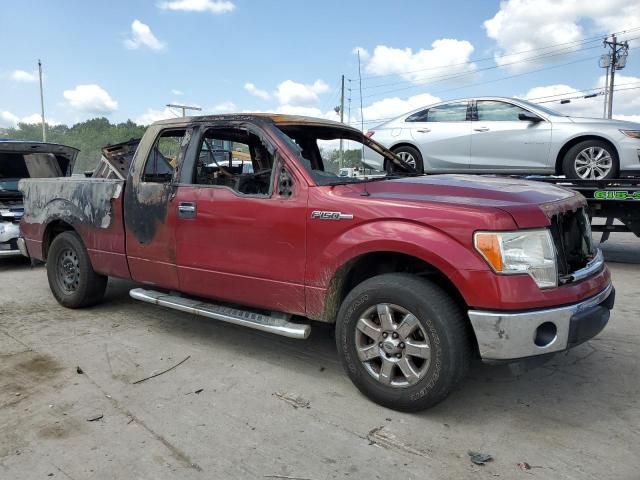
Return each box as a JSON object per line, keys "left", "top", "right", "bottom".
{"left": 0, "top": 233, "right": 638, "bottom": 480}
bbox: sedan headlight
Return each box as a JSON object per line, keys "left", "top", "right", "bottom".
{"left": 474, "top": 229, "right": 557, "bottom": 288}
{"left": 620, "top": 129, "right": 640, "bottom": 139}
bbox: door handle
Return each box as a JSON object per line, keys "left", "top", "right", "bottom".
{"left": 416, "top": 128, "right": 431, "bottom": 133}
{"left": 474, "top": 127, "right": 490, "bottom": 132}
{"left": 178, "top": 202, "right": 196, "bottom": 219}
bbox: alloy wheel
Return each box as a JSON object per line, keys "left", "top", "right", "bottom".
{"left": 574, "top": 147, "right": 613, "bottom": 179}
{"left": 355, "top": 303, "right": 431, "bottom": 388}
{"left": 396, "top": 151, "right": 417, "bottom": 169}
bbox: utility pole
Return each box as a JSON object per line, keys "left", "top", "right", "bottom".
{"left": 339, "top": 74, "right": 345, "bottom": 169}
{"left": 166, "top": 103, "right": 202, "bottom": 117}
{"left": 603, "top": 34, "right": 630, "bottom": 119}
{"left": 599, "top": 54, "right": 610, "bottom": 118}
{"left": 38, "top": 59, "right": 46, "bottom": 142}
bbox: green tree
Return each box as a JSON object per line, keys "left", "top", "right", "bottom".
{"left": 0, "top": 118, "right": 146, "bottom": 173}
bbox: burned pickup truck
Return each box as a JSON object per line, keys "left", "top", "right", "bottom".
{"left": 0, "top": 140, "right": 76, "bottom": 257}
{"left": 18, "top": 114, "right": 614, "bottom": 411}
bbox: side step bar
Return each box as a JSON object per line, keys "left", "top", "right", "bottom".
{"left": 130, "top": 288, "right": 311, "bottom": 339}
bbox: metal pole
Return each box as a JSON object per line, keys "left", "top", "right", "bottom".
{"left": 607, "top": 34, "right": 617, "bottom": 119}
{"left": 602, "top": 64, "right": 609, "bottom": 119}
{"left": 339, "top": 74, "right": 345, "bottom": 168}
{"left": 38, "top": 59, "right": 46, "bottom": 142}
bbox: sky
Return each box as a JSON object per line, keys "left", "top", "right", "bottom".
{"left": 1, "top": 0, "right": 640, "bottom": 129}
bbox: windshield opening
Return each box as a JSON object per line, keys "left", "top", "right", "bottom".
{"left": 273, "top": 124, "right": 415, "bottom": 185}
{"left": 516, "top": 99, "right": 564, "bottom": 116}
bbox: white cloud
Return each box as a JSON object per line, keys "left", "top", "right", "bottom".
{"left": 158, "top": 0, "right": 235, "bottom": 14}
{"left": 135, "top": 107, "right": 177, "bottom": 125}
{"left": 63, "top": 84, "right": 118, "bottom": 114}
{"left": 10, "top": 70, "right": 38, "bottom": 83}
{"left": 171, "top": 89, "right": 184, "bottom": 96}
{"left": 274, "top": 79, "right": 329, "bottom": 106}
{"left": 244, "top": 82, "right": 270, "bottom": 100}
{"left": 361, "top": 92, "right": 441, "bottom": 124}
{"left": 0, "top": 111, "right": 20, "bottom": 127}
{"left": 211, "top": 101, "right": 236, "bottom": 112}
{"left": 363, "top": 40, "right": 476, "bottom": 84}
{"left": 522, "top": 74, "right": 640, "bottom": 119}
{"left": 352, "top": 47, "right": 370, "bottom": 61}
{"left": 484, "top": 0, "right": 640, "bottom": 70}
{"left": 275, "top": 104, "right": 339, "bottom": 121}
{"left": 0, "top": 111, "right": 60, "bottom": 127}
{"left": 124, "top": 20, "right": 166, "bottom": 51}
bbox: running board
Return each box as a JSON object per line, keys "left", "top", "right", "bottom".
{"left": 129, "top": 288, "right": 311, "bottom": 339}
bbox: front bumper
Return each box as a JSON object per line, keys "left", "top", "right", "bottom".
{"left": 468, "top": 283, "right": 614, "bottom": 361}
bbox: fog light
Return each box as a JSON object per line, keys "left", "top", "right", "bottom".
{"left": 534, "top": 322, "right": 557, "bottom": 347}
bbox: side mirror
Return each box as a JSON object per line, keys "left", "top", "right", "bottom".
{"left": 518, "top": 112, "right": 543, "bottom": 122}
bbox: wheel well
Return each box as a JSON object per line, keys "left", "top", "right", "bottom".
{"left": 322, "top": 252, "right": 467, "bottom": 323}
{"left": 43, "top": 220, "right": 75, "bottom": 260}
{"left": 555, "top": 135, "right": 619, "bottom": 175}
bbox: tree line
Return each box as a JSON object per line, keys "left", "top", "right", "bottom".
{"left": 0, "top": 118, "right": 146, "bottom": 173}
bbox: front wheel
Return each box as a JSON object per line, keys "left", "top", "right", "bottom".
{"left": 46, "top": 231, "right": 107, "bottom": 308}
{"left": 562, "top": 140, "right": 618, "bottom": 180}
{"left": 336, "top": 273, "right": 470, "bottom": 411}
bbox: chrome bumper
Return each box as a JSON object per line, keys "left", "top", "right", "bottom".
{"left": 468, "top": 283, "right": 614, "bottom": 361}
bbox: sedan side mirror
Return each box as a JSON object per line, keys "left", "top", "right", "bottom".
{"left": 518, "top": 112, "right": 543, "bottom": 122}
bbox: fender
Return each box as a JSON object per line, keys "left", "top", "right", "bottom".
{"left": 305, "top": 219, "right": 496, "bottom": 319}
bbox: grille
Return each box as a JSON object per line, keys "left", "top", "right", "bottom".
{"left": 549, "top": 207, "right": 594, "bottom": 277}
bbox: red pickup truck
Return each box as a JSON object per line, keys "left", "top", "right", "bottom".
{"left": 18, "top": 114, "right": 614, "bottom": 411}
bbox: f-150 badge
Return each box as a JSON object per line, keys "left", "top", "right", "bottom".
{"left": 310, "top": 210, "right": 354, "bottom": 220}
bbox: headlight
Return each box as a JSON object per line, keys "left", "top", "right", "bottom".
{"left": 620, "top": 129, "right": 640, "bottom": 139}
{"left": 474, "top": 229, "right": 557, "bottom": 288}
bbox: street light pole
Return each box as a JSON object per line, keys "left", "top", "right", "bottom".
{"left": 38, "top": 59, "right": 46, "bottom": 142}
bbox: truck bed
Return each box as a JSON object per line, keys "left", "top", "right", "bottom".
{"left": 19, "top": 177, "right": 130, "bottom": 278}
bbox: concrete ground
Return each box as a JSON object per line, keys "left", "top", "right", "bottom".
{"left": 0, "top": 234, "right": 638, "bottom": 480}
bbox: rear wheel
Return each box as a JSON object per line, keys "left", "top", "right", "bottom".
{"left": 562, "top": 140, "right": 618, "bottom": 180}
{"left": 47, "top": 231, "right": 107, "bottom": 308}
{"left": 336, "top": 273, "right": 470, "bottom": 411}
{"left": 391, "top": 145, "right": 424, "bottom": 173}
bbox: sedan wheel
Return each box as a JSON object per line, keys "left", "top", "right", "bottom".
{"left": 563, "top": 140, "right": 618, "bottom": 180}
{"left": 396, "top": 151, "right": 417, "bottom": 169}
{"left": 574, "top": 146, "right": 613, "bottom": 180}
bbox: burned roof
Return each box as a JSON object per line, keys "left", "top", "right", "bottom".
{"left": 152, "top": 113, "right": 356, "bottom": 131}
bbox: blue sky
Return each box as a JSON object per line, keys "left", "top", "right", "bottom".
{"left": 1, "top": 0, "right": 639, "bottom": 127}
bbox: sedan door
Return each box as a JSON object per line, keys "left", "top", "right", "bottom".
{"left": 469, "top": 100, "right": 552, "bottom": 172}
{"left": 405, "top": 101, "right": 471, "bottom": 171}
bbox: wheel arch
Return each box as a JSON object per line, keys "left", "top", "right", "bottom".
{"left": 42, "top": 219, "right": 77, "bottom": 261}
{"left": 320, "top": 250, "right": 468, "bottom": 324}
{"left": 554, "top": 135, "right": 619, "bottom": 175}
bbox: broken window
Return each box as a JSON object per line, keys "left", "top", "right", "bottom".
{"left": 192, "top": 128, "right": 275, "bottom": 196}
{"left": 143, "top": 129, "right": 187, "bottom": 183}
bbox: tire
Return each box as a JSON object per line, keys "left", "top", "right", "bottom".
{"left": 46, "top": 231, "right": 107, "bottom": 308}
{"left": 391, "top": 145, "right": 424, "bottom": 173}
{"left": 336, "top": 273, "right": 470, "bottom": 412}
{"left": 562, "top": 140, "right": 618, "bottom": 180}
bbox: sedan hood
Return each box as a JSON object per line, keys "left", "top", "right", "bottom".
{"left": 563, "top": 116, "right": 640, "bottom": 128}
{"left": 364, "top": 174, "right": 585, "bottom": 228}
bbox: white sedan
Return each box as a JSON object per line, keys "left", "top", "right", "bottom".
{"left": 367, "top": 96, "right": 640, "bottom": 179}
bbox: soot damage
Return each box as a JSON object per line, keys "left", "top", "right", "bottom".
{"left": 19, "top": 178, "right": 123, "bottom": 228}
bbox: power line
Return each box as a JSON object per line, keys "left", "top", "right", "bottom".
{"left": 360, "top": 39, "right": 640, "bottom": 100}
{"left": 360, "top": 42, "right": 606, "bottom": 91}
{"left": 354, "top": 26, "right": 640, "bottom": 81}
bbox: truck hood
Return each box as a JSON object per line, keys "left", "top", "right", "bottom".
{"left": 364, "top": 174, "right": 584, "bottom": 227}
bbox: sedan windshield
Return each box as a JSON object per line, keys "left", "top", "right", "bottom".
{"left": 516, "top": 99, "right": 565, "bottom": 116}
{"left": 274, "top": 124, "right": 416, "bottom": 185}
